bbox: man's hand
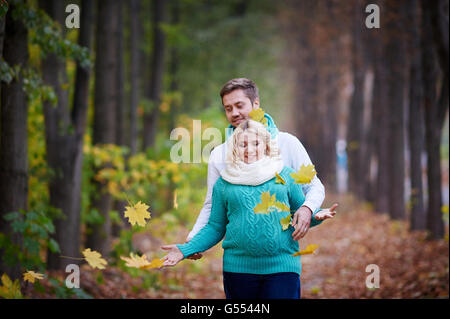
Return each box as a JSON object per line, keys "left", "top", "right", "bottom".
{"left": 291, "top": 206, "right": 312, "bottom": 241}
{"left": 185, "top": 239, "right": 203, "bottom": 260}
{"left": 161, "top": 244, "right": 184, "bottom": 267}
{"left": 314, "top": 203, "right": 338, "bottom": 220}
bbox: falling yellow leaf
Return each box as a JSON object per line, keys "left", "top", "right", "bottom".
{"left": 121, "top": 254, "right": 164, "bottom": 270}
{"left": 141, "top": 258, "right": 165, "bottom": 270}
{"left": 273, "top": 201, "right": 290, "bottom": 212}
{"left": 275, "top": 172, "right": 286, "bottom": 184}
{"left": 82, "top": 248, "right": 108, "bottom": 269}
{"left": 124, "top": 200, "right": 151, "bottom": 227}
{"left": 290, "top": 164, "right": 317, "bottom": 184}
{"left": 23, "top": 270, "right": 44, "bottom": 284}
{"left": 173, "top": 189, "right": 178, "bottom": 209}
{"left": 121, "top": 253, "right": 151, "bottom": 269}
{"left": 280, "top": 215, "right": 292, "bottom": 231}
{"left": 248, "top": 108, "right": 268, "bottom": 126}
{"left": 0, "top": 273, "right": 23, "bottom": 299}
{"left": 292, "top": 244, "right": 319, "bottom": 256}
{"left": 253, "top": 191, "right": 290, "bottom": 215}
{"left": 253, "top": 191, "right": 276, "bottom": 214}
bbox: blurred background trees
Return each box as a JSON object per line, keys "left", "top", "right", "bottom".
{"left": 0, "top": 0, "right": 448, "bottom": 290}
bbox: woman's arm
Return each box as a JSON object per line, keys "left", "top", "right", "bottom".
{"left": 177, "top": 179, "right": 228, "bottom": 258}
{"left": 162, "top": 179, "right": 228, "bottom": 267}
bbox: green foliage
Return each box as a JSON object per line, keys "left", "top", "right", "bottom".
{"left": 0, "top": 210, "right": 60, "bottom": 271}
{"left": 0, "top": 0, "right": 8, "bottom": 19}
{"left": 0, "top": 59, "right": 20, "bottom": 83}
{"left": 48, "top": 278, "right": 93, "bottom": 299}
{"left": 166, "top": 0, "right": 285, "bottom": 116}
{"left": 11, "top": 1, "right": 91, "bottom": 68}
{"left": 1, "top": 0, "right": 90, "bottom": 115}
{"left": 22, "top": 67, "right": 57, "bottom": 105}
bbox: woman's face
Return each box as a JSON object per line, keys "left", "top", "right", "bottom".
{"left": 237, "top": 131, "right": 267, "bottom": 164}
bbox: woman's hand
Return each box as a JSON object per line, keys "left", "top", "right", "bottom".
{"left": 161, "top": 244, "right": 184, "bottom": 267}
{"left": 314, "top": 203, "right": 338, "bottom": 221}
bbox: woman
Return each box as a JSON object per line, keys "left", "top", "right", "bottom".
{"left": 162, "top": 119, "right": 336, "bottom": 299}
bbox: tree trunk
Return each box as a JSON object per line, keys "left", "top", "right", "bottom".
{"left": 142, "top": 0, "right": 167, "bottom": 150}
{"left": 370, "top": 3, "right": 390, "bottom": 214}
{"left": 347, "top": 0, "right": 366, "bottom": 199}
{"left": 112, "top": 1, "right": 127, "bottom": 238}
{"left": 421, "top": 0, "right": 446, "bottom": 239}
{"left": 69, "top": 0, "right": 94, "bottom": 255}
{"left": 384, "top": 0, "right": 407, "bottom": 220}
{"left": 407, "top": 0, "right": 426, "bottom": 230}
{"left": 292, "top": 0, "right": 320, "bottom": 166}
{"left": 38, "top": 0, "right": 85, "bottom": 269}
{"left": 0, "top": 0, "right": 29, "bottom": 280}
{"left": 129, "top": 0, "right": 141, "bottom": 156}
{"left": 166, "top": 0, "right": 181, "bottom": 211}
{"left": 0, "top": 15, "right": 5, "bottom": 56}
{"left": 86, "top": 0, "right": 119, "bottom": 255}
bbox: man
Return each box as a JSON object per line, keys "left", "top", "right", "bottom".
{"left": 186, "top": 78, "right": 325, "bottom": 259}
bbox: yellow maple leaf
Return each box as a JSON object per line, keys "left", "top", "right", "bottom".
{"left": 273, "top": 201, "right": 290, "bottom": 212}
{"left": 292, "top": 244, "right": 319, "bottom": 256}
{"left": 141, "top": 258, "right": 165, "bottom": 270}
{"left": 124, "top": 200, "right": 151, "bottom": 227}
{"left": 82, "top": 248, "right": 108, "bottom": 269}
{"left": 280, "top": 215, "right": 292, "bottom": 231}
{"left": 121, "top": 253, "right": 151, "bottom": 269}
{"left": 248, "top": 108, "right": 268, "bottom": 126}
{"left": 253, "top": 191, "right": 276, "bottom": 214}
{"left": 275, "top": 172, "right": 286, "bottom": 185}
{"left": 23, "top": 270, "right": 44, "bottom": 284}
{"left": 0, "top": 273, "right": 23, "bottom": 299}
{"left": 290, "top": 164, "right": 317, "bottom": 184}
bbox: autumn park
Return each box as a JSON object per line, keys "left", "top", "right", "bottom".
{"left": 0, "top": 0, "right": 449, "bottom": 306}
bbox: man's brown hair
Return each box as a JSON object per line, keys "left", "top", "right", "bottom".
{"left": 220, "top": 78, "right": 259, "bottom": 105}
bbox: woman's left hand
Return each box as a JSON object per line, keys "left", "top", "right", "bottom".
{"left": 161, "top": 244, "right": 184, "bottom": 267}
{"left": 314, "top": 203, "right": 338, "bottom": 220}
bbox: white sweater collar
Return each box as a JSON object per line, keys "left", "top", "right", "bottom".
{"left": 220, "top": 154, "right": 284, "bottom": 186}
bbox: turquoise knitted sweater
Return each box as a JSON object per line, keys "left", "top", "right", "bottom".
{"left": 177, "top": 165, "right": 322, "bottom": 276}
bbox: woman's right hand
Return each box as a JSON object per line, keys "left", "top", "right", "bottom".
{"left": 161, "top": 244, "right": 184, "bottom": 267}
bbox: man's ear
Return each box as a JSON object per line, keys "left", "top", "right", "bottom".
{"left": 253, "top": 98, "right": 260, "bottom": 109}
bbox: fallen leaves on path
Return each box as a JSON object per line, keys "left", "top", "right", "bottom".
{"left": 23, "top": 194, "right": 448, "bottom": 299}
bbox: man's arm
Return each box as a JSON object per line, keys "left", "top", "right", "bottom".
{"left": 287, "top": 134, "right": 325, "bottom": 213}
{"left": 186, "top": 147, "right": 222, "bottom": 241}
{"left": 283, "top": 133, "right": 325, "bottom": 240}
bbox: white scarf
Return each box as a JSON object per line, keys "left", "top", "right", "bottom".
{"left": 220, "top": 146, "right": 284, "bottom": 186}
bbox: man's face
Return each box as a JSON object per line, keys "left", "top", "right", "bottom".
{"left": 222, "top": 89, "right": 259, "bottom": 127}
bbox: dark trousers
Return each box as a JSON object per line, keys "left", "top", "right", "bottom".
{"left": 223, "top": 271, "right": 301, "bottom": 299}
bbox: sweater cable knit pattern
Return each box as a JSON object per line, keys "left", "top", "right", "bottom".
{"left": 177, "top": 166, "right": 322, "bottom": 276}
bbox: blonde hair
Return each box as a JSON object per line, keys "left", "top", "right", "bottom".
{"left": 226, "top": 119, "right": 280, "bottom": 166}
